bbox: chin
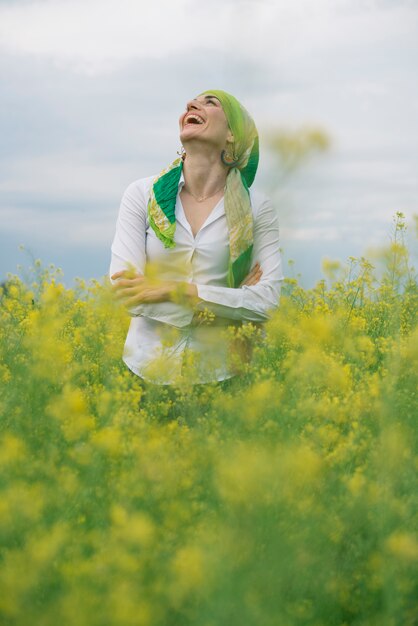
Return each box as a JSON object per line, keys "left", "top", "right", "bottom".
{"left": 181, "top": 127, "right": 200, "bottom": 138}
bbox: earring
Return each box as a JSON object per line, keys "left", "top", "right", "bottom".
{"left": 221, "top": 149, "right": 240, "bottom": 167}
{"left": 177, "top": 146, "right": 186, "bottom": 160}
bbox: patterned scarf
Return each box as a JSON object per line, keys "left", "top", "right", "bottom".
{"left": 147, "top": 89, "right": 259, "bottom": 288}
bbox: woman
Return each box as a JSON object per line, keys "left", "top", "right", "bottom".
{"left": 109, "top": 89, "right": 284, "bottom": 399}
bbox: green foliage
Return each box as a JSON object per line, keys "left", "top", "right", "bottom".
{"left": 0, "top": 214, "right": 417, "bottom": 626}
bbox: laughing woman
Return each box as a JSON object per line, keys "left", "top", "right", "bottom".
{"left": 109, "top": 89, "right": 284, "bottom": 401}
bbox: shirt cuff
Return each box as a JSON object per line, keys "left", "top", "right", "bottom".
{"left": 129, "top": 302, "right": 195, "bottom": 328}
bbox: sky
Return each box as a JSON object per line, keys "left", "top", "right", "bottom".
{"left": 1, "top": 0, "right": 417, "bottom": 288}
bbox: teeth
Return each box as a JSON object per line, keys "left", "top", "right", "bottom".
{"left": 185, "top": 114, "right": 204, "bottom": 125}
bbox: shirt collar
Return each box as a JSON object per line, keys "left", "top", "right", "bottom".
{"left": 178, "top": 170, "right": 185, "bottom": 190}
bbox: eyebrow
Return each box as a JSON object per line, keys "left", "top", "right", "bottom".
{"left": 197, "top": 94, "right": 220, "bottom": 103}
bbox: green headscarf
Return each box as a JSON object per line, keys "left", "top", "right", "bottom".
{"left": 147, "top": 89, "right": 259, "bottom": 288}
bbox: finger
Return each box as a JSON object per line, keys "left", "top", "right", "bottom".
{"left": 111, "top": 271, "right": 144, "bottom": 280}
{"left": 250, "top": 265, "right": 261, "bottom": 277}
{"left": 242, "top": 269, "right": 257, "bottom": 283}
{"left": 112, "top": 277, "right": 133, "bottom": 287}
{"left": 112, "top": 277, "right": 145, "bottom": 289}
{"left": 111, "top": 271, "right": 125, "bottom": 279}
{"left": 112, "top": 282, "right": 132, "bottom": 292}
{"left": 117, "top": 294, "right": 143, "bottom": 307}
{"left": 115, "top": 286, "right": 147, "bottom": 300}
{"left": 114, "top": 289, "right": 136, "bottom": 301}
{"left": 123, "top": 292, "right": 151, "bottom": 306}
{"left": 249, "top": 263, "right": 260, "bottom": 274}
{"left": 246, "top": 270, "right": 263, "bottom": 286}
{"left": 117, "top": 285, "right": 144, "bottom": 296}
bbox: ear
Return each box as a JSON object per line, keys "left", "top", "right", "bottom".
{"left": 226, "top": 129, "right": 234, "bottom": 143}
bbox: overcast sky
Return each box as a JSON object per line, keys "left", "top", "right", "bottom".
{"left": 1, "top": 0, "right": 417, "bottom": 287}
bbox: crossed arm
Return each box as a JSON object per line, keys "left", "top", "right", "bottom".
{"left": 111, "top": 262, "right": 263, "bottom": 306}
{"left": 110, "top": 180, "right": 284, "bottom": 324}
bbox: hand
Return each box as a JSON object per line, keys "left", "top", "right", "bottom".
{"left": 111, "top": 270, "right": 174, "bottom": 306}
{"left": 239, "top": 261, "right": 263, "bottom": 287}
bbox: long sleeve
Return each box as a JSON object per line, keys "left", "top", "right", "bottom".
{"left": 110, "top": 181, "right": 147, "bottom": 278}
{"left": 109, "top": 180, "right": 195, "bottom": 327}
{"left": 194, "top": 196, "right": 284, "bottom": 322}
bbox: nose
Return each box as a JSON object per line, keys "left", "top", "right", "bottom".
{"left": 186, "top": 98, "right": 201, "bottom": 111}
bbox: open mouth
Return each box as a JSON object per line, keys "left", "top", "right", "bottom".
{"left": 184, "top": 113, "right": 205, "bottom": 126}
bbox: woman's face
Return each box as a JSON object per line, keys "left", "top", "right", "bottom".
{"left": 179, "top": 94, "right": 234, "bottom": 150}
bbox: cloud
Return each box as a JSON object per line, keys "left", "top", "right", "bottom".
{"left": 0, "top": 0, "right": 188, "bottom": 73}
{"left": 0, "top": 0, "right": 417, "bottom": 76}
{"left": 0, "top": 204, "right": 114, "bottom": 246}
{"left": 1, "top": 0, "right": 417, "bottom": 285}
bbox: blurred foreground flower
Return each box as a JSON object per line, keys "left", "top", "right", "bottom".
{"left": 0, "top": 219, "right": 417, "bottom": 625}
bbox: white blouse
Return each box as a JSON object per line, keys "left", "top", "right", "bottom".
{"left": 109, "top": 170, "right": 285, "bottom": 385}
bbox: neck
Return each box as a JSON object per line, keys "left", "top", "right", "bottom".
{"left": 181, "top": 149, "right": 228, "bottom": 198}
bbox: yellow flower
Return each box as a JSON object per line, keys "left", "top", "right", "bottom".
{"left": 345, "top": 470, "right": 366, "bottom": 496}
{"left": 111, "top": 505, "right": 156, "bottom": 547}
{"left": 46, "top": 385, "right": 96, "bottom": 442}
{"left": 385, "top": 532, "right": 418, "bottom": 561}
{"left": 216, "top": 441, "right": 322, "bottom": 505}
{"left": 0, "top": 434, "right": 27, "bottom": 466}
{"left": 91, "top": 426, "right": 123, "bottom": 455}
{"left": 169, "top": 544, "right": 206, "bottom": 598}
{"left": 240, "top": 379, "right": 281, "bottom": 425}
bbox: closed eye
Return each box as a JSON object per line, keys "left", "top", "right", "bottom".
{"left": 204, "top": 96, "right": 220, "bottom": 106}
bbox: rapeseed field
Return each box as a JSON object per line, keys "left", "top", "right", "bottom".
{"left": 1, "top": 213, "right": 417, "bottom": 625}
